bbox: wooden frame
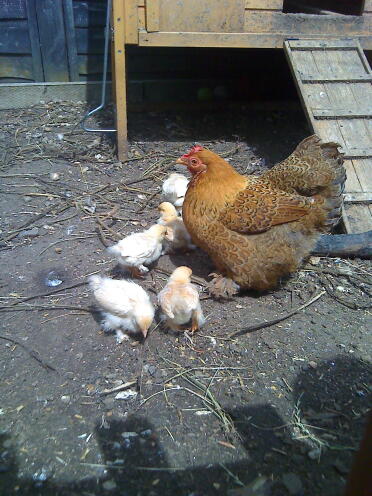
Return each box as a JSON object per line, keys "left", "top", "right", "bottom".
{"left": 113, "top": 0, "right": 128, "bottom": 161}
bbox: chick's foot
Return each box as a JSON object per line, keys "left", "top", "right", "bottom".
{"left": 207, "top": 273, "right": 240, "bottom": 299}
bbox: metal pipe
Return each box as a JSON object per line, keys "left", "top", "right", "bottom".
{"left": 80, "top": 0, "right": 116, "bottom": 133}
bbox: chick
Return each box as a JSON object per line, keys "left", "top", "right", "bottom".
{"left": 88, "top": 275, "right": 154, "bottom": 342}
{"left": 158, "top": 266, "right": 205, "bottom": 333}
{"left": 157, "top": 202, "right": 195, "bottom": 252}
{"left": 107, "top": 224, "right": 167, "bottom": 277}
{"left": 162, "top": 173, "right": 189, "bottom": 214}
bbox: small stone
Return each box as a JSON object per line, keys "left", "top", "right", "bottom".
{"left": 55, "top": 247, "right": 62, "bottom": 254}
{"left": 115, "top": 389, "right": 137, "bottom": 400}
{"left": 102, "top": 479, "right": 117, "bottom": 491}
{"left": 23, "top": 196, "right": 33, "bottom": 203}
{"left": 308, "top": 447, "right": 322, "bottom": 460}
{"left": 282, "top": 473, "right": 303, "bottom": 495}
{"left": 60, "top": 395, "right": 70, "bottom": 404}
{"left": 50, "top": 172, "right": 60, "bottom": 181}
{"left": 308, "top": 361, "right": 317, "bottom": 369}
{"left": 213, "top": 482, "right": 221, "bottom": 490}
{"left": 19, "top": 227, "right": 39, "bottom": 238}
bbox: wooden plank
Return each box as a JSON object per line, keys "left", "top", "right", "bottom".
{"left": 343, "top": 149, "right": 372, "bottom": 159}
{"left": 344, "top": 160, "right": 362, "bottom": 193}
{"left": 0, "top": 0, "right": 26, "bottom": 19}
{"left": 138, "top": 6, "right": 145, "bottom": 30}
{"left": 313, "top": 108, "right": 372, "bottom": 119}
{"left": 139, "top": 32, "right": 372, "bottom": 49}
{"left": 26, "top": 0, "right": 44, "bottom": 82}
{"left": 0, "top": 55, "right": 34, "bottom": 80}
{"left": 72, "top": 0, "right": 106, "bottom": 28}
{"left": 245, "top": 0, "right": 283, "bottom": 10}
{"left": 302, "top": 76, "right": 371, "bottom": 83}
{"left": 112, "top": 0, "right": 128, "bottom": 161}
{"left": 125, "top": 0, "right": 139, "bottom": 43}
{"left": 158, "top": 0, "right": 245, "bottom": 33}
{"left": 285, "top": 46, "right": 345, "bottom": 143}
{"left": 344, "top": 204, "right": 372, "bottom": 233}
{"left": 353, "top": 159, "right": 372, "bottom": 192}
{"left": 146, "top": 0, "right": 159, "bottom": 32}
{"left": 35, "top": 0, "right": 69, "bottom": 81}
{"left": 364, "top": 0, "right": 372, "bottom": 13}
{"left": 344, "top": 192, "right": 372, "bottom": 203}
{"left": 74, "top": 27, "right": 105, "bottom": 54}
{"left": 0, "top": 20, "right": 32, "bottom": 54}
{"left": 244, "top": 11, "right": 370, "bottom": 35}
{"left": 63, "top": 0, "right": 79, "bottom": 81}
{"left": 288, "top": 39, "right": 360, "bottom": 49}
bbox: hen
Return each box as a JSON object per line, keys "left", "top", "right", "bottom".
{"left": 158, "top": 266, "right": 205, "bottom": 332}
{"left": 177, "top": 136, "right": 345, "bottom": 297}
{"left": 88, "top": 275, "right": 154, "bottom": 342}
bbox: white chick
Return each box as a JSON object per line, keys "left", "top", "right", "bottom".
{"left": 158, "top": 266, "right": 205, "bottom": 333}
{"left": 107, "top": 224, "right": 167, "bottom": 277}
{"left": 88, "top": 275, "right": 154, "bottom": 342}
{"left": 162, "top": 173, "right": 189, "bottom": 214}
{"left": 157, "top": 202, "right": 195, "bottom": 252}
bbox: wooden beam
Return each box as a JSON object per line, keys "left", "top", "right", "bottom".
{"left": 146, "top": 0, "right": 159, "bottom": 32}
{"left": 112, "top": 0, "right": 128, "bottom": 161}
{"left": 302, "top": 75, "right": 371, "bottom": 83}
{"left": 245, "top": 0, "right": 283, "bottom": 9}
{"left": 342, "top": 149, "right": 372, "bottom": 159}
{"left": 139, "top": 32, "right": 372, "bottom": 49}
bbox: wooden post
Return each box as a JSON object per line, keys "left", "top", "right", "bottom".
{"left": 112, "top": 0, "right": 128, "bottom": 161}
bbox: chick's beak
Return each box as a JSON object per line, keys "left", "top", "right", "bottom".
{"left": 176, "top": 157, "right": 188, "bottom": 165}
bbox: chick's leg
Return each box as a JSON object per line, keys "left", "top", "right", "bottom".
{"left": 207, "top": 272, "right": 240, "bottom": 299}
{"left": 191, "top": 310, "right": 202, "bottom": 333}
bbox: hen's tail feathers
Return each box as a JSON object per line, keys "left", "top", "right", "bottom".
{"left": 266, "top": 135, "right": 346, "bottom": 231}
{"left": 316, "top": 138, "right": 346, "bottom": 230}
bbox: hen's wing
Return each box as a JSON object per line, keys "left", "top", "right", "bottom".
{"left": 219, "top": 182, "right": 313, "bottom": 234}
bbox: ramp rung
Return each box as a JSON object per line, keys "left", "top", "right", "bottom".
{"left": 313, "top": 108, "right": 372, "bottom": 119}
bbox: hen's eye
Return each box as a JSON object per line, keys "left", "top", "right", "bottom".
{"left": 191, "top": 159, "right": 197, "bottom": 165}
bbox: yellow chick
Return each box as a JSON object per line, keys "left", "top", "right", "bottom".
{"left": 107, "top": 224, "right": 167, "bottom": 277}
{"left": 158, "top": 266, "right": 205, "bottom": 333}
{"left": 157, "top": 202, "right": 195, "bottom": 252}
{"left": 88, "top": 275, "right": 154, "bottom": 342}
{"left": 162, "top": 173, "right": 189, "bottom": 214}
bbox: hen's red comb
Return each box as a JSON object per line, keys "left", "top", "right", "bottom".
{"left": 182, "top": 145, "right": 203, "bottom": 158}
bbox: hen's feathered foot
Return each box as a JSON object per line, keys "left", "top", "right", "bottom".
{"left": 207, "top": 273, "right": 240, "bottom": 299}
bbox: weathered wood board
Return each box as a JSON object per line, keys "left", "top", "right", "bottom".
{"left": 285, "top": 38, "right": 372, "bottom": 234}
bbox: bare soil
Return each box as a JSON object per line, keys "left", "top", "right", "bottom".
{"left": 0, "top": 102, "right": 371, "bottom": 496}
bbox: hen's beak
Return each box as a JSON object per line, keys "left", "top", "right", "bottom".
{"left": 176, "top": 157, "right": 188, "bottom": 165}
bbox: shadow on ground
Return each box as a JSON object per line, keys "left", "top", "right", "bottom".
{"left": 1, "top": 355, "right": 370, "bottom": 495}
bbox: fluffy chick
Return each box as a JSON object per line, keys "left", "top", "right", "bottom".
{"left": 162, "top": 173, "right": 189, "bottom": 214}
{"left": 157, "top": 202, "right": 195, "bottom": 252}
{"left": 88, "top": 275, "right": 154, "bottom": 342}
{"left": 158, "top": 266, "right": 205, "bottom": 333}
{"left": 107, "top": 224, "right": 167, "bottom": 277}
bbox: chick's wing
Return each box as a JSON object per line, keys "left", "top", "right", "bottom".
{"left": 219, "top": 183, "right": 312, "bottom": 234}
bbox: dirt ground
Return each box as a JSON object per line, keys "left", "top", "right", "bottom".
{"left": 0, "top": 102, "right": 371, "bottom": 496}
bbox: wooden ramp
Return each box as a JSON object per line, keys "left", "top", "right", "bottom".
{"left": 285, "top": 38, "right": 372, "bottom": 234}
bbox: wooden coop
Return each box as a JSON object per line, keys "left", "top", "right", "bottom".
{"left": 111, "top": 0, "right": 372, "bottom": 233}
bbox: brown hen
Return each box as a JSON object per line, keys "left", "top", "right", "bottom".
{"left": 177, "top": 136, "right": 345, "bottom": 297}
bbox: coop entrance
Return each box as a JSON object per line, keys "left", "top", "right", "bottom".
{"left": 283, "top": 1, "right": 364, "bottom": 16}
